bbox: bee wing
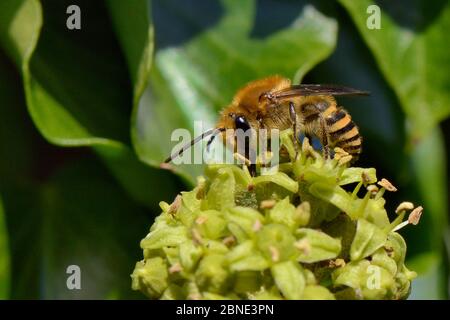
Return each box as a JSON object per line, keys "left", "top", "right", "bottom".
{"left": 272, "top": 84, "right": 370, "bottom": 99}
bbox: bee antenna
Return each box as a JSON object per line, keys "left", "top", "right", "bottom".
{"left": 206, "top": 128, "right": 225, "bottom": 152}
{"left": 164, "top": 128, "right": 225, "bottom": 163}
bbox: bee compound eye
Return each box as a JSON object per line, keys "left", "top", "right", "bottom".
{"left": 235, "top": 115, "right": 251, "bottom": 132}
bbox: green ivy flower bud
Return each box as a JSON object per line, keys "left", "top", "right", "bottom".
{"left": 131, "top": 257, "right": 168, "bottom": 298}
{"left": 233, "top": 271, "right": 264, "bottom": 295}
{"left": 268, "top": 197, "right": 297, "bottom": 229}
{"left": 256, "top": 224, "right": 297, "bottom": 263}
{"left": 271, "top": 260, "right": 306, "bottom": 299}
{"left": 195, "top": 210, "right": 228, "bottom": 240}
{"left": 295, "top": 201, "right": 311, "bottom": 227}
{"left": 179, "top": 242, "right": 203, "bottom": 272}
{"left": 161, "top": 284, "right": 184, "bottom": 300}
{"left": 350, "top": 219, "right": 387, "bottom": 260}
{"left": 195, "top": 254, "right": 230, "bottom": 293}
{"left": 296, "top": 229, "right": 342, "bottom": 263}
{"left": 302, "top": 285, "right": 335, "bottom": 300}
{"left": 227, "top": 241, "right": 269, "bottom": 271}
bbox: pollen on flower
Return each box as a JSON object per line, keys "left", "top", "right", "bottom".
{"left": 269, "top": 245, "right": 280, "bottom": 262}
{"left": 334, "top": 147, "right": 349, "bottom": 161}
{"left": 366, "top": 184, "right": 379, "bottom": 196}
{"left": 196, "top": 177, "right": 207, "bottom": 199}
{"left": 252, "top": 219, "right": 263, "bottom": 231}
{"left": 195, "top": 215, "right": 208, "bottom": 225}
{"left": 408, "top": 206, "right": 423, "bottom": 225}
{"left": 260, "top": 199, "right": 276, "bottom": 209}
{"left": 191, "top": 228, "right": 203, "bottom": 244}
{"left": 295, "top": 238, "right": 311, "bottom": 255}
{"left": 169, "top": 263, "right": 183, "bottom": 274}
{"left": 395, "top": 201, "right": 414, "bottom": 214}
{"left": 378, "top": 178, "right": 398, "bottom": 192}
{"left": 167, "top": 195, "right": 182, "bottom": 215}
{"left": 338, "top": 155, "right": 353, "bottom": 166}
{"left": 222, "top": 235, "right": 235, "bottom": 246}
{"left": 384, "top": 245, "right": 394, "bottom": 256}
{"left": 302, "top": 137, "right": 314, "bottom": 156}
{"left": 329, "top": 258, "right": 346, "bottom": 268}
{"left": 392, "top": 205, "right": 423, "bottom": 232}
{"left": 361, "top": 171, "right": 372, "bottom": 184}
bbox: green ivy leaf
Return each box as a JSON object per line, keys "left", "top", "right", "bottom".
{"left": 106, "top": 0, "right": 153, "bottom": 107}
{"left": 339, "top": 0, "right": 450, "bottom": 138}
{"left": 0, "top": 42, "right": 42, "bottom": 299}
{"left": 0, "top": 0, "right": 178, "bottom": 209}
{"left": 0, "top": 39, "right": 179, "bottom": 299}
{"left": 0, "top": 196, "right": 9, "bottom": 299}
{"left": 39, "top": 159, "right": 152, "bottom": 299}
{"left": 410, "top": 128, "right": 448, "bottom": 249}
{"left": 338, "top": 0, "right": 449, "bottom": 297}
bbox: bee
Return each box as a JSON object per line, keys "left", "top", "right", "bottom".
{"left": 164, "top": 75, "right": 368, "bottom": 169}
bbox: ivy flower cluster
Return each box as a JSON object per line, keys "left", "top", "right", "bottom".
{"left": 131, "top": 130, "right": 419, "bottom": 300}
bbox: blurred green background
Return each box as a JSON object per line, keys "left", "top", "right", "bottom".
{"left": 0, "top": 0, "right": 449, "bottom": 299}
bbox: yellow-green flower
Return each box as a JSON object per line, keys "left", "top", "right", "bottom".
{"left": 131, "top": 130, "right": 418, "bottom": 300}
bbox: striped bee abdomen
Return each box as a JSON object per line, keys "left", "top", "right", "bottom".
{"left": 326, "top": 108, "right": 362, "bottom": 157}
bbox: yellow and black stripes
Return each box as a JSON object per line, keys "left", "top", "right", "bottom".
{"left": 325, "top": 108, "right": 346, "bottom": 125}
{"left": 294, "top": 97, "right": 362, "bottom": 160}
{"left": 326, "top": 108, "right": 362, "bottom": 156}
{"left": 339, "top": 135, "right": 363, "bottom": 154}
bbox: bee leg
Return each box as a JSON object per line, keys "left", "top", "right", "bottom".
{"left": 247, "top": 146, "right": 258, "bottom": 176}
{"left": 323, "top": 145, "right": 330, "bottom": 159}
{"left": 256, "top": 113, "right": 271, "bottom": 169}
{"left": 319, "top": 117, "right": 330, "bottom": 159}
{"left": 234, "top": 152, "right": 257, "bottom": 176}
{"left": 289, "top": 102, "right": 299, "bottom": 141}
{"left": 257, "top": 112, "right": 264, "bottom": 129}
{"left": 248, "top": 163, "right": 257, "bottom": 177}
{"left": 305, "top": 133, "right": 314, "bottom": 144}
{"left": 289, "top": 102, "right": 300, "bottom": 159}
